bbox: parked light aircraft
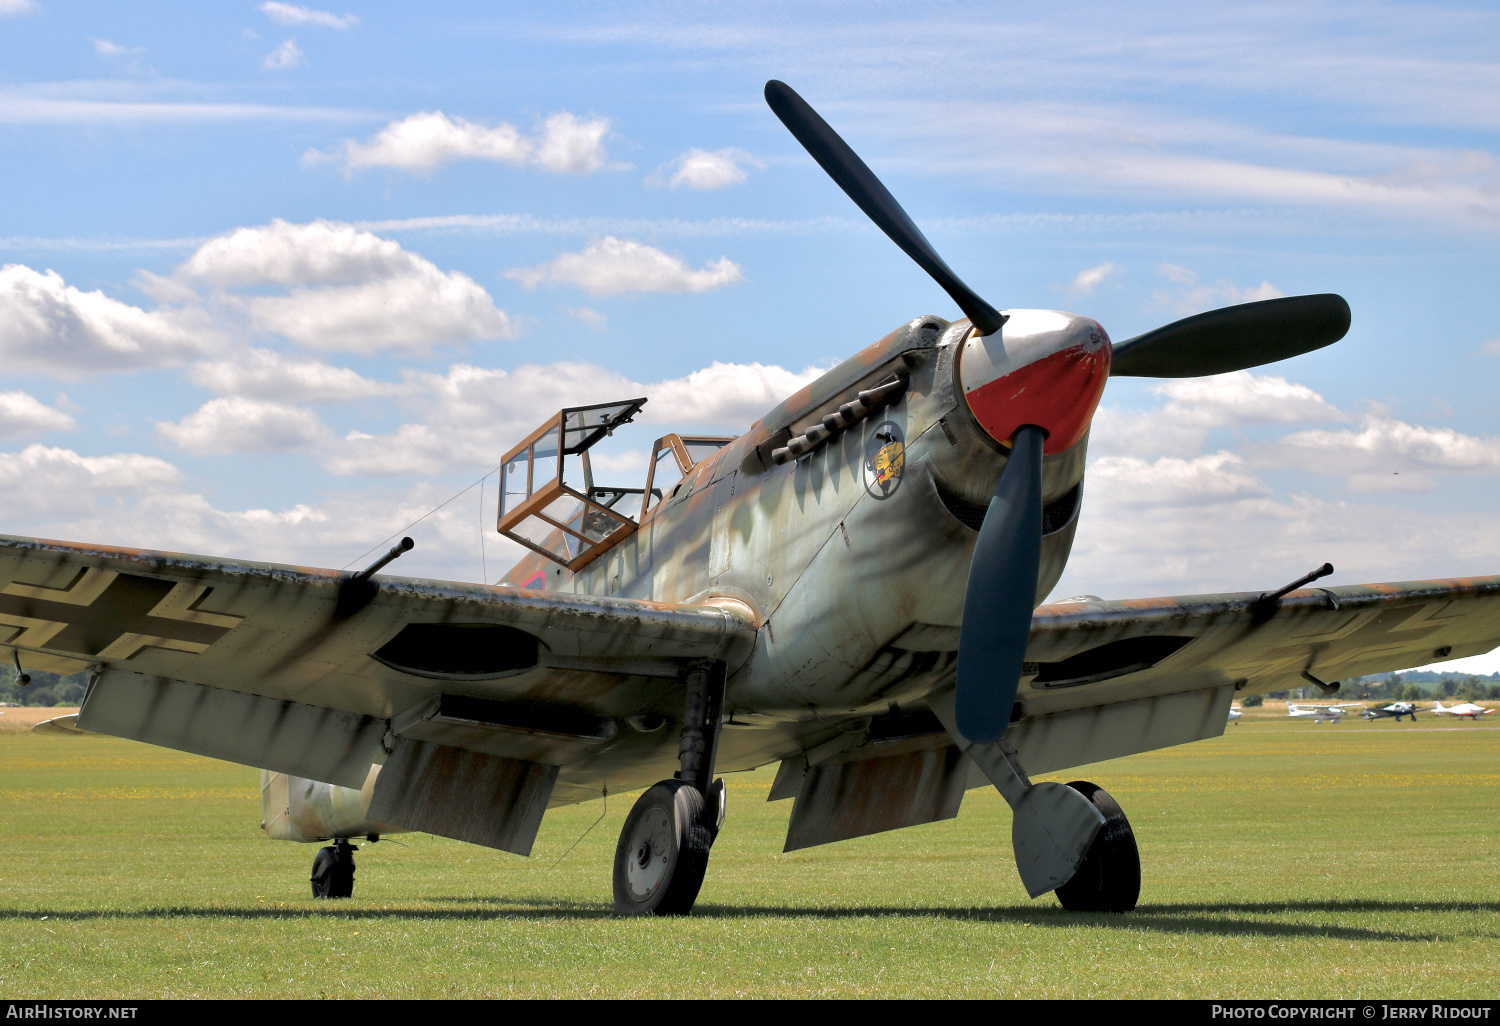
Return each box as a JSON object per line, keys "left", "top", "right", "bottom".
{"left": 1227, "top": 706, "right": 1242, "bottom": 724}
{"left": 1286, "top": 703, "right": 1352, "bottom": 724}
{"left": 16, "top": 81, "right": 1500, "bottom": 915}
{"left": 1431, "top": 702, "right": 1495, "bottom": 720}
{"left": 1363, "top": 702, "right": 1419, "bottom": 721}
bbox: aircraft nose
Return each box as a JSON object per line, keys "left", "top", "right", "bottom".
{"left": 959, "top": 310, "right": 1111, "bottom": 454}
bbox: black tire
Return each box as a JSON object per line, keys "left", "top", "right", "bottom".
{"left": 310, "top": 844, "right": 355, "bottom": 899}
{"left": 1054, "top": 781, "right": 1140, "bottom": 913}
{"left": 612, "top": 780, "right": 713, "bottom": 916}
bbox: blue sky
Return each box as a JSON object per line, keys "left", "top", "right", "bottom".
{"left": 2, "top": 1, "right": 1498, "bottom": 667}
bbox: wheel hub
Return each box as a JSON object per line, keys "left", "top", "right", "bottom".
{"left": 624, "top": 807, "right": 673, "bottom": 901}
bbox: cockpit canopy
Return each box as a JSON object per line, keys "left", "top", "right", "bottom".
{"left": 497, "top": 398, "right": 733, "bottom": 572}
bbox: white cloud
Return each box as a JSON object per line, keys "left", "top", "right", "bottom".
{"left": 322, "top": 358, "right": 823, "bottom": 477}
{"left": 0, "top": 392, "right": 73, "bottom": 434}
{"left": 92, "top": 39, "right": 142, "bottom": 57}
{"left": 2, "top": 469, "right": 527, "bottom": 585}
{"left": 258, "top": 2, "right": 358, "bottom": 29}
{"left": 1094, "top": 372, "right": 1495, "bottom": 493}
{"left": 1091, "top": 372, "right": 1344, "bottom": 458}
{"left": 507, "top": 237, "right": 743, "bottom": 297}
{"left": 643, "top": 361, "right": 823, "bottom": 427}
{"left": 1151, "top": 264, "right": 1283, "bottom": 317}
{"left": 324, "top": 362, "right": 638, "bottom": 475}
{"left": 187, "top": 349, "right": 392, "bottom": 403}
{"left": 176, "top": 220, "right": 515, "bottom": 353}
{"left": 564, "top": 306, "right": 607, "bottom": 330}
{"left": 88, "top": 39, "right": 154, "bottom": 79}
{"left": 316, "top": 111, "right": 529, "bottom": 173}
{"left": 1057, "top": 366, "right": 1500, "bottom": 600}
{"left": 1065, "top": 261, "right": 1119, "bottom": 296}
{"left": 307, "top": 110, "right": 616, "bottom": 176}
{"left": 1151, "top": 372, "right": 1344, "bottom": 427}
{"left": 532, "top": 112, "right": 614, "bottom": 175}
{"left": 877, "top": 91, "right": 1500, "bottom": 225}
{"left": 1258, "top": 416, "right": 1500, "bottom": 491}
{"left": 1058, "top": 482, "right": 1500, "bottom": 603}
{"left": 1088, "top": 406, "right": 1210, "bottom": 460}
{"left": 0, "top": 263, "right": 209, "bottom": 375}
{"left": 648, "top": 147, "right": 763, "bottom": 190}
{"left": 0, "top": 0, "right": 37, "bottom": 15}
{"left": 181, "top": 218, "right": 421, "bottom": 287}
{"left": 242, "top": 275, "right": 511, "bottom": 354}
{"left": 1483, "top": 336, "right": 1500, "bottom": 356}
{"left": 0, "top": 93, "right": 359, "bottom": 124}
{"left": 1087, "top": 451, "right": 1272, "bottom": 508}
{"left": 0, "top": 444, "right": 181, "bottom": 518}
{"left": 326, "top": 422, "right": 458, "bottom": 477}
{"left": 263, "top": 39, "right": 306, "bottom": 71}
{"left": 157, "top": 397, "right": 330, "bottom": 455}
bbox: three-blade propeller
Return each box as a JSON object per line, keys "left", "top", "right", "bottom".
{"left": 764, "top": 79, "right": 1351, "bottom": 744}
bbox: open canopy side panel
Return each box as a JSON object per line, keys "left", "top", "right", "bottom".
{"left": 497, "top": 399, "right": 647, "bottom": 573}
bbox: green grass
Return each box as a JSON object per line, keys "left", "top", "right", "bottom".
{"left": 1, "top": 717, "right": 1497, "bottom": 998}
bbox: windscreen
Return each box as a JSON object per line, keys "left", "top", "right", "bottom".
{"left": 681, "top": 437, "right": 733, "bottom": 466}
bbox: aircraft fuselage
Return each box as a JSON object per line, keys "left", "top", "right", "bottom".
{"left": 509, "top": 311, "right": 1109, "bottom": 724}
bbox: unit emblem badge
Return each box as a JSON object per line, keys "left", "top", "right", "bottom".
{"left": 863, "top": 421, "right": 905, "bottom": 499}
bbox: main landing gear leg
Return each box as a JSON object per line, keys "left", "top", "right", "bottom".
{"left": 612, "top": 659, "right": 726, "bottom": 916}
{"left": 310, "top": 838, "right": 357, "bottom": 899}
{"left": 931, "top": 693, "right": 1140, "bottom": 912}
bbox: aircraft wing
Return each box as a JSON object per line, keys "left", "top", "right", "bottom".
{"left": 998, "top": 575, "right": 1500, "bottom": 775}
{"left": 0, "top": 535, "right": 756, "bottom": 803}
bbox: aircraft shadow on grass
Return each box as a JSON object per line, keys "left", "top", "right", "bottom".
{"left": 8, "top": 900, "right": 1497, "bottom": 944}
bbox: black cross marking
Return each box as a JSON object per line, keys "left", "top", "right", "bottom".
{"left": 0, "top": 572, "right": 235, "bottom": 657}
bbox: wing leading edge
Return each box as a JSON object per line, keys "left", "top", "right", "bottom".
{"left": 991, "top": 575, "right": 1500, "bottom": 777}
{"left": 0, "top": 534, "right": 756, "bottom": 795}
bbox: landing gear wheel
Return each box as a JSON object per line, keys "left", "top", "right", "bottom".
{"left": 1054, "top": 781, "right": 1139, "bottom": 913}
{"left": 612, "top": 780, "right": 713, "bottom": 916}
{"left": 310, "top": 839, "right": 356, "bottom": 899}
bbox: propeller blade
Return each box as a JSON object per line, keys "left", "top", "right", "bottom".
{"left": 764, "top": 80, "right": 1005, "bottom": 337}
{"left": 1110, "top": 294, "right": 1350, "bottom": 378}
{"left": 955, "top": 424, "right": 1046, "bottom": 744}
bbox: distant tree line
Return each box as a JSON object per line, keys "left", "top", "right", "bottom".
{"left": 0, "top": 670, "right": 89, "bottom": 707}
{"left": 1254, "top": 672, "right": 1500, "bottom": 703}
{"left": 1347, "top": 672, "right": 1500, "bottom": 701}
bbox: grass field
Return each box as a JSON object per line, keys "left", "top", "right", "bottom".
{"left": 1, "top": 705, "right": 1497, "bottom": 999}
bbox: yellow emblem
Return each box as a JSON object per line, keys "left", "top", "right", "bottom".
{"left": 863, "top": 421, "right": 905, "bottom": 498}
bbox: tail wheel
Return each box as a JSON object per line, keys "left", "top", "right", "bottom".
{"left": 310, "top": 842, "right": 356, "bottom": 899}
{"left": 1054, "top": 781, "right": 1139, "bottom": 913}
{"left": 612, "top": 780, "right": 713, "bottom": 916}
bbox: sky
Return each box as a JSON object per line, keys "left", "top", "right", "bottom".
{"left": 1, "top": 1, "right": 1498, "bottom": 672}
